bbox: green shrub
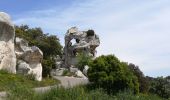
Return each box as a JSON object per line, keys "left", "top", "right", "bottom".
{"left": 42, "top": 57, "right": 56, "bottom": 77}
{"left": 76, "top": 53, "right": 92, "bottom": 71}
{"left": 149, "top": 77, "right": 170, "bottom": 99}
{"left": 87, "top": 55, "right": 139, "bottom": 94}
{"left": 128, "top": 63, "right": 149, "bottom": 93}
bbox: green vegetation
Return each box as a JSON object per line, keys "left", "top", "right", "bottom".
{"left": 75, "top": 54, "right": 170, "bottom": 99}
{"left": 128, "top": 63, "right": 149, "bottom": 93}
{"left": 6, "top": 85, "right": 163, "bottom": 100}
{"left": 87, "top": 55, "right": 139, "bottom": 94}
{"left": 149, "top": 76, "right": 170, "bottom": 99}
{"left": 76, "top": 53, "right": 92, "bottom": 71}
{"left": 0, "top": 70, "right": 59, "bottom": 92}
{"left": 15, "top": 25, "right": 63, "bottom": 77}
{"left": 1, "top": 25, "right": 168, "bottom": 100}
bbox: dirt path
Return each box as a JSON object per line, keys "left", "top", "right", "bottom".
{"left": 53, "top": 76, "right": 89, "bottom": 88}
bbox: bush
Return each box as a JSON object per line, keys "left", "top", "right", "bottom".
{"left": 149, "top": 77, "right": 170, "bottom": 99}
{"left": 128, "top": 63, "right": 149, "bottom": 93}
{"left": 76, "top": 53, "right": 92, "bottom": 71}
{"left": 42, "top": 57, "right": 56, "bottom": 77}
{"left": 87, "top": 55, "right": 139, "bottom": 94}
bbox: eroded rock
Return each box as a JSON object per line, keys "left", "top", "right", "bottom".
{"left": 63, "top": 27, "right": 100, "bottom": 68}
{"left": 0, "top": 12, "right": 16, "bottom": 73}
{"left": 15, "top": 37, "right": 43, "bottom": 81}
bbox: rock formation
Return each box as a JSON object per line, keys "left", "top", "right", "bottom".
{"left": 62, "top": 27, "right": 100, "bottom": 68}
{"left": 0, "top": 12, "right": 16, "bottom": 73}
{"left": 15, "top": 37, "right": 43, "bottom": 81}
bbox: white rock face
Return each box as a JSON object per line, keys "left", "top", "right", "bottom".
{"left": 0, "top": 12, "right": 16, "bottom": 73}
{"left": 15, "top": 37, "right": 43, "bottom": 81}
{"left": 75, "top": 70, "right": 87, "bottom": 79}
{"left": 83, "top": 65, "right": 89, "bottom": 76}
{"left": 63, "top": 27, "right": 100, "bottom": 68}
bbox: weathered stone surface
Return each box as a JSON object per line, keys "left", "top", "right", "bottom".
{"left": 15, "top": 37, "right": 43, "bottom": 81}
{"left": 75, "top": 70, "right": 87, "bottom": 79}
{"left": 83, "top": 65, "right": 89, "bottom": 76}
{"left": 50, "top": 68, "right": 66, "bottom": 76}
{"left": 0, "top": 12, "right": 16, "bottom": 73}
{"left": 62, "top": 27, "right": 100, "bottom": 68}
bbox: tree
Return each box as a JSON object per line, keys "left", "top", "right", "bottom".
{"left": 149, "top": 77, "right": 170, "bottom": 99}
{"left": 128, "top": 63, "right": 149, "bottom": 93}
{"left": 87, "top": 55, "right": 139, "bottom": 94}
{"left": 15, "top": 25, "right": 63, "bottom": 77}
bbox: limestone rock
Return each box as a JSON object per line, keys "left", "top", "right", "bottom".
{"left": 83, "top": 65, "right": 89, "bottom": 76}
{"left": 0, "top": 12, "right": 16, "bottom": 73}
{"left": 50, "top": 68, "right": 66, "bottom": 76}
{"left": 75, "top": 70, "right": 87, "bottom": 79}
{"left": 70, "top": 67, "right": 78, "bottom": 73}
{"left": 15, "top": 37, "right": 43, "bottom": 81}
{"left": 62, "top": 27, "right": 100, "bottom": 68}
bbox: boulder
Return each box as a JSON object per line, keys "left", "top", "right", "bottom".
{"left": 0, "top": 12, "right": 16, "bottom": 73}
{"left": 15, "top": 37, "right": 43, "bottom": 81}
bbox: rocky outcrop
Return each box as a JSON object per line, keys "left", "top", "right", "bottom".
{"left": 0, "top": 12, "right": 16, "bottom": 73}
{"left": 63, "top": 27, "right": 100, "bottom": 68}
{"left": 51, "top": 27, "right": 100, "bottom": 78}
{"left": 15, "top": 37, "right": 43, "bottom": 81}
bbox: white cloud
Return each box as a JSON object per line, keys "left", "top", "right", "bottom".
{"left": 13, "top": 0, "right": 170, "bottom": 77}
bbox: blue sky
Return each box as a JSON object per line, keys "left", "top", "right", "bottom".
{"left": 1, "top": 0, "right": 170, "bottom": 77}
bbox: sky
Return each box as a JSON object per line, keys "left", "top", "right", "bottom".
{"left": 0, "top": 0, "right": 170, "bottom": 77}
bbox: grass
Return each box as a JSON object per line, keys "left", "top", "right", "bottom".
{"left": 0, "top": 70, "right": 60, "bottom": 91}
{"left": 0, "top": 70, "right": 167, "bottom": 100}
{"left": 6, "top": 84, "right": 166, "bottom": 100}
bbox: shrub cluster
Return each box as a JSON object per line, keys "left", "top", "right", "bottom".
{"left": 87, "top": 55, "right": 139, "bottom": 94}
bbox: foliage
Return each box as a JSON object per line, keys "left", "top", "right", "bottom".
{"left": 0, "top": 70, "right": 59, "bottom": 92}
{"left": 76, "top": 53, "right": 92, "bottom": 71}
{"left": 128, "top": 63, "right": 149, "bottom": 93}
{"left": 42, "top": 57, "right": 56, "bottom": 77}
{"left": 15, "top": 25, "right": 63, "bottom": 77}
{"left": 149, "top": 76, "right": 170, "bottom": 99}
{"left": 86, "top": 29, "right": 95, "bottom": 36}
{"left": 114, "top": 90, "right": 162, "bottom": 100}
{"left": 87, "top": 55, "right": 139, "bottom": 94}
